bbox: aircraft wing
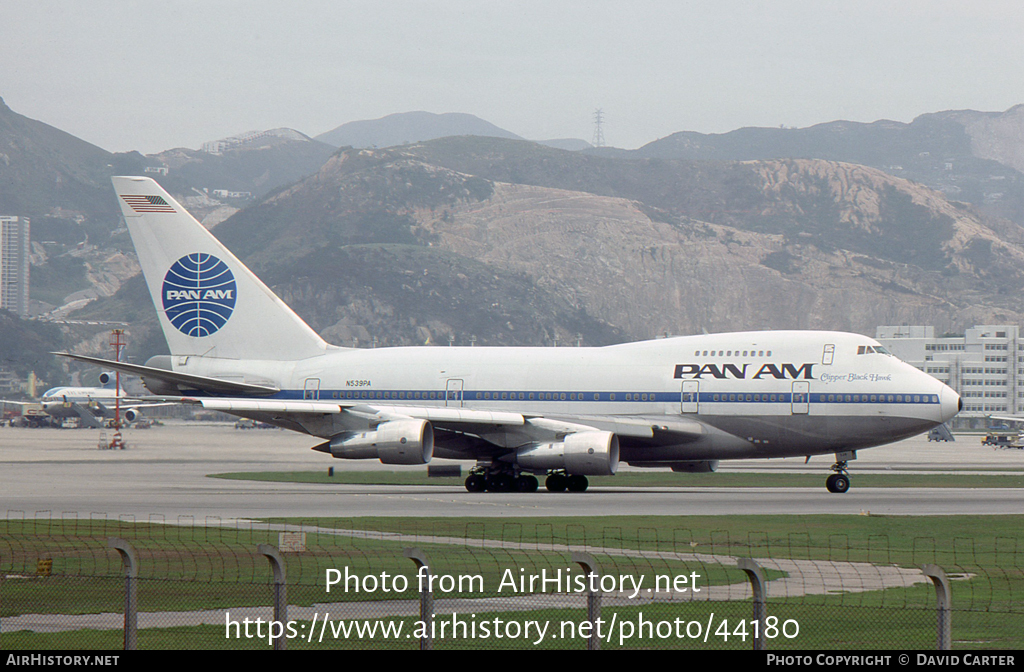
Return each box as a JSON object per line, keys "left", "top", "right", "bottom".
{"left": 168, "top": 396, "right": 706, "bottom": 447}
{"left": 177, "top": 397, "right": 526, "bottom": 425}
{"left": 987, "top": 415, "right": 1024, "bottom": 425}
{"left": 57, "top": 356, "right": 705, "bottom": 446}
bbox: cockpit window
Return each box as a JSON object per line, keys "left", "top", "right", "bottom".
{"left": 857, "top": 345, "right": 892, "bottom": 355}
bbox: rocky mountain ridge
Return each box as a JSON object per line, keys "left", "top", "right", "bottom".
{"left": 6, "top": 97, "right": 1024, "bottom": 373}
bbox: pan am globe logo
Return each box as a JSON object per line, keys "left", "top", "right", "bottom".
{"left": 162, "top": 253, "right": 237, "bottom": 337}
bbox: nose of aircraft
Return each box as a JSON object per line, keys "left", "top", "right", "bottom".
{"left": 939, "top": 383, "right": 961, "bottom": 423}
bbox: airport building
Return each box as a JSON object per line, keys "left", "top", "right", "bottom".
{"left": 876, "top": 324, "right": 1020, "bottom": 425}
{"left": 0, "top": 216, "right": 30, "bottom": 317}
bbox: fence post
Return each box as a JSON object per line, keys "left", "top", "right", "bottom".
{"left": 572, "top": 552, "right": 601, "bottom": 651}
{"left": 107, "top": 538, "right": 137, "bottom": 651}
{"left": 257, "top": 544, "right": 287, "bottom": 651}
{"left": 737, "top": 558, "right": 767, "bottom": 651}
{"left": 404, "top": 548, "right": 433, "bottom": 651}
{"left": 921, "top": 564, "right": 952, "bottom": 650}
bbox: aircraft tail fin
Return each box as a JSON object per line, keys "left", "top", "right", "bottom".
{"left": 112, "top": 176, "right": 330, "bottom": 361}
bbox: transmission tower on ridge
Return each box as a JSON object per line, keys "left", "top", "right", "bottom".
{"left": 592, "top": 108, "right": 605, "bottom": 148}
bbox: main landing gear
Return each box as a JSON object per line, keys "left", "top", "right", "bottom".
{"left": 544, "top": 472, "right": 589, "bottom": 493}
{"left": 464, "top": 469, "right": 538, "bottom": 493}
{"left": 464, "top": 467, "right": 588, "bottom": 493}
{"left": 825, "top": 459, "right": 851, "bottom": 494}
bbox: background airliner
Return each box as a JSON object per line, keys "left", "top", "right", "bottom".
{"left": 63, "top": 177, "right": 961, "bottom": 493}
{"left": 3, "top": 373, "right": 163, "bottom": 428}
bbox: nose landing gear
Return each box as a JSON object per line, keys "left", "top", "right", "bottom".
{"left": 826, "top": 459, "right": 850, "bottom": 493}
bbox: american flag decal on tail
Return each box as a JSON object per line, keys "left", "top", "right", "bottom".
{"left": 121, "top": 194, "right": 176, "bottom": 213}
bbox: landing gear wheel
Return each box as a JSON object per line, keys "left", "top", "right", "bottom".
{"left": 545, "top": 473, "right": 567, "bottom": 492}
{"left": 465, "top": 474, "right": 486, "bottom": 493}
{"left": 515, "top": 475, "right": 539, "bottom": 493}
{"left": 486, "top": 473, "right": 513, "bottom": 492}
{"left": 566, "top": 475, "right": 589, "bottom": 492}
{"left": 826, "top": 473, "right": 850, "bottom": 493}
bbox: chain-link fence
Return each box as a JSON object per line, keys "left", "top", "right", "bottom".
{"left": 2, "top": 512, "right": 1022, "bottom": 650}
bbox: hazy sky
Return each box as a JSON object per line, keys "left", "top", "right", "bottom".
{"left": 3, "top": 1, "right": 1023, "bottom": 154}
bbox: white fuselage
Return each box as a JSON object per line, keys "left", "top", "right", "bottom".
{"left": 39, "top": 387, "right": 125, "bottom": 418}
{"left": 170, "top": 330, "right": 959, "bottom": 461}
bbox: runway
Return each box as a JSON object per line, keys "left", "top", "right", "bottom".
{"left": 2, "top": 422, "right": 1023, "bottom": 519}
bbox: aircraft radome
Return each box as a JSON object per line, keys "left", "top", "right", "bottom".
{"left": 60, "top": 177, "right": 962, "bottom": 494}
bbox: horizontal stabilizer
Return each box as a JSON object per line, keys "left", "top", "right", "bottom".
{"left": 54, "top": 353, "right": 280, "bottom": 396}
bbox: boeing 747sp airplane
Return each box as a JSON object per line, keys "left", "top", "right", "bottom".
{"left": 61, "top": 176, "right": 961, "bottom": 493}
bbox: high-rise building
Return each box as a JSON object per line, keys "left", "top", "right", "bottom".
{"left": 0, "top": 216, "right": 30, "bottom": 316}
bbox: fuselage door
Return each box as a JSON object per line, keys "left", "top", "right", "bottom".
{"left": 822, "top": 344, "right": 835, "bottom": 365}
{"left": 446, "top": 379, "right": 464, "bottom": 407}
{"left": 681, "top": 380, "right": 699, "bottom": 414}
{"left": 303, "top": 378, "right": 321, "bottom": 400}
{"left": 791, "top": 381, "right": 809, "bottom": 414}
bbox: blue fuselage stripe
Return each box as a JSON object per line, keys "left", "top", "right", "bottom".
{"left": 239, "top": 389, "right": 941, "bottom": 405}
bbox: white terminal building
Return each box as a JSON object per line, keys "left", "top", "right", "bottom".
{"left": 875, "top": 325, "right": 1020, "bottom": 427}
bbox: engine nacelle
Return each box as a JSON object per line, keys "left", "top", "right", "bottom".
{"left": 328, "top": 419, "right": 434, "bottom": 465}
{"left": 515, "top": 431, "right": 619, "bottom": 476}
{"left": 123, "top": 408, "right": 140, "bottom": 423}
{"left": 670, "top": 460, "right": 719, "bottom": 473}
{"left": 99, "top": 372, "right": 115, "bottom": 386}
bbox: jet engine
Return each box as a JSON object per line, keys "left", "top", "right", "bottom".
{"left": 99, "top": 372, "right": 116, "bottom": 386}
{"left": 325, "top": 419, "right": 434, "bottom": 465}
{"left": 123, "top": 408, "right": 140, "bottom": 423}
{"left": 515, "top": 431, "right": 619, "bottom": 476}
